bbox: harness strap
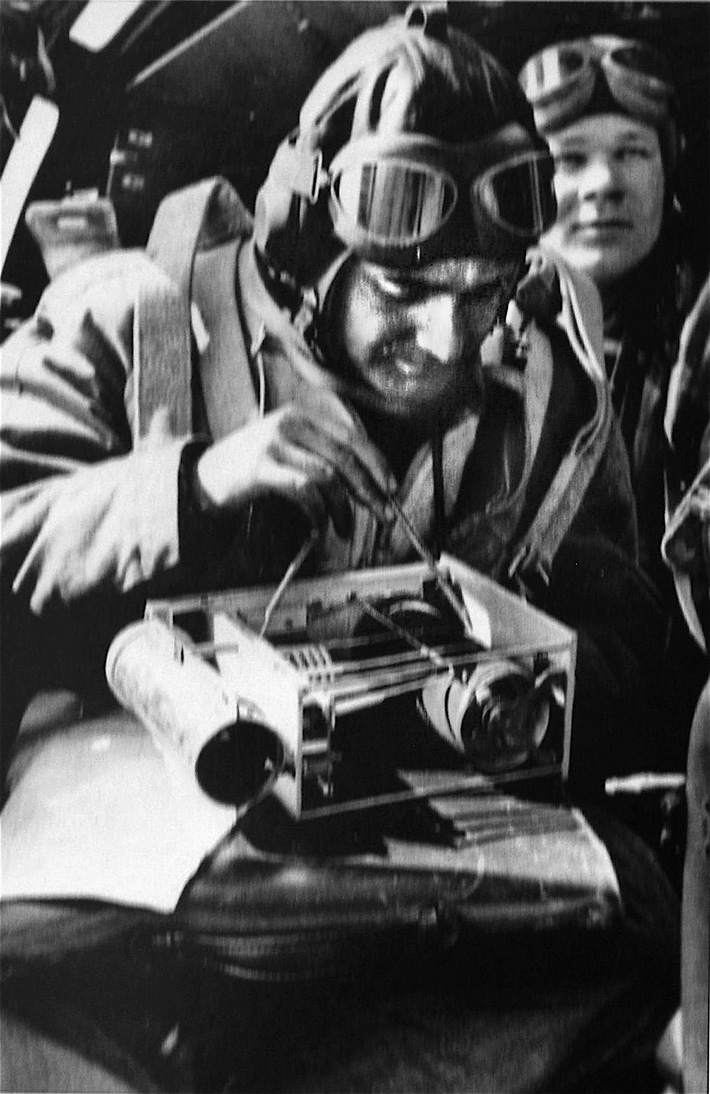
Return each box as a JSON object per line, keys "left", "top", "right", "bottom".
{"left": 508, "top": 259, "right": 611, "bottom": 596}
{"left": 192, "top": 239, "right": 259, "bottom": 438}
{"left": 133, "top": 278, "right": 192, "bottom": 439}
{"left": 134, "top": 177, "right": 253, "bottom": 439}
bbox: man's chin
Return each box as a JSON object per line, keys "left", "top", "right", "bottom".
{"left": 350, "top": 389, "right": 431, "bottom": 425}
{"left": 351, "top": 377, "right": 479, "bottom": 428}
{"left": 557, "top": 240, "right": 637, "bottom": 289}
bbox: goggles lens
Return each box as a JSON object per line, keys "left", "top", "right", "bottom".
{"left": 334, "top": 159, "right": 456, "bottom": 246}
{"left": 331, "top": 149, "right": 555, "bottom": 257}
{"left": 519, "top": 44, "right": 588, "bottom": 101}
{"left": 476, "top": 153, "right": 557, "bottom": 237}
{"left": 610, "top": 42, "right": 671, "bottom": 84}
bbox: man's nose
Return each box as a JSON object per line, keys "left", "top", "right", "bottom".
{"left": 580, "top": 155, "right": 623, "bottom": 200}
{"left": 414, "top": 295, "right": 468, "bottom": 362}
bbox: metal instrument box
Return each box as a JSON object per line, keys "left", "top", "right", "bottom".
{"left": 140, "top": 556, "right": 576, "bottom": 819}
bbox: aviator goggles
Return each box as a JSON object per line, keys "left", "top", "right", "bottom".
{"left": 519, "top": 38, "right": 675, "bottom": 133}
{"left": 281, "top": 125, "right": 557, "bottom": 266}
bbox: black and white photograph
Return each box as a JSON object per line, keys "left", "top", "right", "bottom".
{"left": 1, "top": 1, "right": 709, "bottom": 1090}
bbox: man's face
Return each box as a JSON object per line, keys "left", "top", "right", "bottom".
{"left": 322, "top": 255, "right": 520, "bottom": 424}
{"left": 542, "top": 114, "right": 665, "bottom": 289}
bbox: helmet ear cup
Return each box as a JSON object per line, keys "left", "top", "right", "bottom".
{"left": 253, "top": 184, "right": 302, "bottom": 280}
{"left": 254, "top": 136, "right": 346, "bottom": 298}
{"left": 253, "top": 141, "right": 308, "bottom": 280}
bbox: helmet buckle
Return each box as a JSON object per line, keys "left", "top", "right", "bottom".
{"left": 272, "top": 139, "right": 328, "bottom": 204}
{"left": 405, "top": 2, "right": 448, "bottom": 40}
{"left": 292, "top": 145, "right": 327, "bottom": 204}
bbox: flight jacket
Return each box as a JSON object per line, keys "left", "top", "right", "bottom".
{"left": 0, "top": 181, "right": 666, "bottom": 796}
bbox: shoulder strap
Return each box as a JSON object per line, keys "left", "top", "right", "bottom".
{"left": 507, "top": 256, "right": 612, "bottom": 596}
{"left": 133, "top": 177, "right": 252, "bottom": 439}
{"left": 192, "top": 239, "right": 259, "bottom": 439}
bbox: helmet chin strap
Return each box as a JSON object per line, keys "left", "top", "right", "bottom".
{"left": 254, "top": 238, "right": 352, "bottom": 353}
{"left": 297, "top": 250, "right": 352, "bottom": 342}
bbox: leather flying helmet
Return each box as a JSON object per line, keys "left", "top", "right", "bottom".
{"left": 253, "top": 3, "right": 556, "bottom": 328}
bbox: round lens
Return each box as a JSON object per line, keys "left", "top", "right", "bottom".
{"left": 519, "top": 44, "right": 586, "bottom": 100}
{"left": 611, "top": 43, "right": 672, "bottom": 85}
{"left": 333, "top": 159, "right": 456, "bottom": 246}
{"left": 475, "top": 154, "right": 557, "bottom": 237}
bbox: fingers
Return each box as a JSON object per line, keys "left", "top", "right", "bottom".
{"left": 12, "top": 497, "right": 98, "bottom": 613}
{"left": 9, "top": 489, "right": 59, "bottom": 610}
{"left": 293, "top": 387, "right": 396, "bottom": 500}
{"left": 198, "top": 395, "right": 396, "bottom": 542}
{"left": 264, "top": 451, "right": 352, "bottom": 538}
{"left": 13, "top": 525, "right": 75, "bottom": 614}
{"left": 279, "top": 402, "right": 396, "bottom": 522}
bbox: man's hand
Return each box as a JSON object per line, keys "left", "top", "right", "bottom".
{"left": 194, "top": 388, "right": 397, "bottom": 538}
{"left": 7, "top": 426, "right": 185, "bottom": 614}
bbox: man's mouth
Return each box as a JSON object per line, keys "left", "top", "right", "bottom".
{"left": 357, "top": 345, "right": 471, "bottom": 419}
{"left": 368, "top": 354, "right": 436, "bottom": 396}
{"left": 573, "top": 219, "right": 631, "bottom": 237}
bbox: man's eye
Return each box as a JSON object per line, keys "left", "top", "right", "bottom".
{"left": 374, "top": 272, "right": 427, "bottom": 302}
{"left": 554, "top": 152, "right": 586, "bottom": 171}
{"left": 616, "top": 145, "right": 652, "bottom": 162}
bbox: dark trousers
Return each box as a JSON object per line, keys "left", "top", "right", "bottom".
{"left": 2, "top": 808, "right": 680, "bottom": 1094}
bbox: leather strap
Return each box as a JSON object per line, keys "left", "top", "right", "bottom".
{"left": 508, "top": 259, "right": 611, "bottom": 594}
{"left": 192, "top": 239, "right": 258, "bottom": 439}
{"left": 134, "top": 278, "right": 192, "bottom": 439}
{"left": 134, "top": 177, "right": 253, "bottom": 440}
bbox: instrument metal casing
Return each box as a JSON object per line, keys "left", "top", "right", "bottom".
{"left": 144, "top": 556, "right": 576, "bottom": 818}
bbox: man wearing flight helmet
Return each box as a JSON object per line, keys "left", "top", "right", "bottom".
{"left": 0, "top": 7, "right": 680, "bottom": 1090}
{"left": 2, "top": 8, "right": 666, "bottom": 790}
{"left": 519, "top": 33, "right": 708, "bottom": 780}
{"left": 519, "top": 36, "right": 679, "bottom": 292}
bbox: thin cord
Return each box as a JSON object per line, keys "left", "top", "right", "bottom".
{"left": 431, "top": 417, "right": 445, "bottom": 556}
{"left": 387, "top": 494, "right": 472, "bottom": 635}
{"left": 352, "top": 594, "right": 452, "bottom": 672}
{"left": 253, "top": 322, "right": 267, "bottom": 417}
{"left": 245, "top": 322, "right": 267, "bottom": 544}
{"left": 259, "top": 527, "right": 320, "bottom": 637}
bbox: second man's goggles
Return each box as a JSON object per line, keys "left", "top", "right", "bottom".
{"left": 519, "top": 37, "right": 675, "bottom": 132}
{"left": 281, "top": 124, "right": 556, "bottom": 265}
